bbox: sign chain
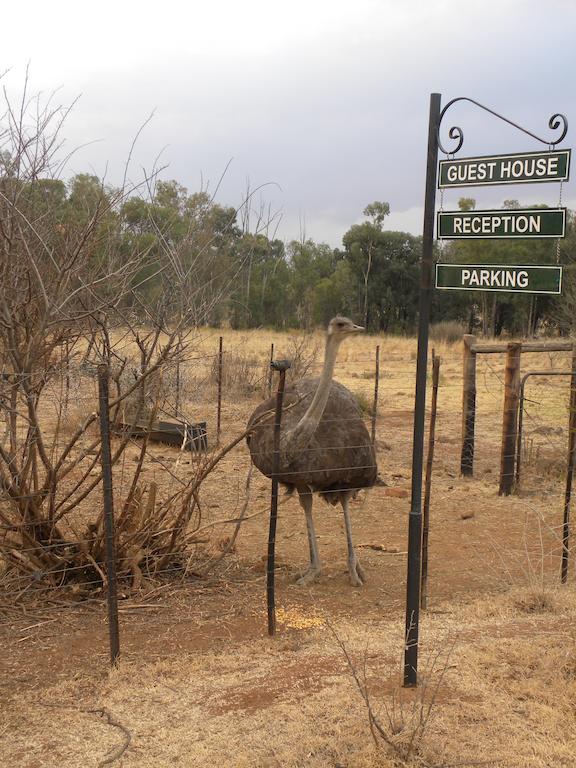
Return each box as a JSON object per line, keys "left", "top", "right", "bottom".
{"left": 556, "top": 179, "right": 564, "bottom": 263}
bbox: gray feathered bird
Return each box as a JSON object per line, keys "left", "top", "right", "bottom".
{"left": 247, "top": 317, "right": 377, "bottom": 586}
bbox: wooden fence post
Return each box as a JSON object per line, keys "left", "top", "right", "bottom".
{"left": 460, "top": 334, "right": 476, "bottom": 477}
{"left": 97, "top": 364, "right": 121, "bottom": 666}
{"left": 499, "top": 342, "right": 522, "bottom": 496}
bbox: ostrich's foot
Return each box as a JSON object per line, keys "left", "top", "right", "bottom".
{"left": 348, "top": 557, "right": 365, "bottom": 587}
{"left": 295, "top": 566, "right": 321, "bottom": 586}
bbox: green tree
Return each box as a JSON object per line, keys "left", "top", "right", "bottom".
{"left": 343, "top": 201, "right": 390, "bottom": 328}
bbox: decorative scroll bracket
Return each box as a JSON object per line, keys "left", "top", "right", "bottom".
{"left": 437, "top": 97, "right": 568, "bottom": 156}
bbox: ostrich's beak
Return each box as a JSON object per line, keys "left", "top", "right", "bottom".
{"left": 351, "top": 323, "right": 364, "bottom": 333}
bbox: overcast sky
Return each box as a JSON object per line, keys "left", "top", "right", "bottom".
{"left": 2, "top": 0, "right": 575, "bottom": 247}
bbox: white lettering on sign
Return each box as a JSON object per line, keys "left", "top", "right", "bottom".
{"left": 500, "top": 157, "right": 559, "bottom": 180}
{"left": 460, "top": 268, "right": 531, "bottom": 289}
{"left": 444, "top": 155, "right": 563, "bottom": 184}
{"left": 449, "top": 214, "right": 541, "bottom": 235}
{"left": 446, "top": 161, "right": 498, "bottom": 183}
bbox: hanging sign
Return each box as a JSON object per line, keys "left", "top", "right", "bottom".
{"left": 438, "top": 149, "right": 570, "bottom": 188}
{"left": 437, "top": 207, "right": 565, "bottom": 239}
{"left": 435, "top": 263, "right": 562, "bottom": 294}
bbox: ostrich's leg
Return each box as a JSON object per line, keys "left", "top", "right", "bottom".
{"left": 296, "top": 487, "right": 321, "bottom": 585}
{"left": 341, "top": 491, "right": 365, "bottom": 586}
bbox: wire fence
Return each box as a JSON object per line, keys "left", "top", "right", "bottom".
{"left": 1, "top": 330, "right": 575, "bottom": 669}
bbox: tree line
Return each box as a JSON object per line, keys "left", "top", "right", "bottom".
{"left": 7, "top": 167, "right": 575, "bottom": 337}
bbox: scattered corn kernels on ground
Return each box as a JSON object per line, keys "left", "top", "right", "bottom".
{"left": 276, "top": 606, "right": 325, "bottom": 630}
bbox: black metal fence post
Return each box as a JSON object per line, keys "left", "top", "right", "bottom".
{"left": 175, "top": 356, "right": 181, "bottom": 416}
{"left": 561, "top": 347, "right": 576, "bottom": 583}
{"left": 460, "top": 334, "right": 476, "bottom": 476}
{"left": 64, "top": 339, "right": 70, "bottom": 413}
{"left": 404, "top": 92, "right": 441, "bottom": 688}
{"left": 371, "top": 344, "right": 380, "bottom": 446}
{"left": 97, "top": 364, "right": 121, "bottom": 666}
{"left": 267, "top": 359, "right": 291, "bottom": 636}
{"left": 421, "top": 353, "right": 440, "bottom": 610}
{"left": 268, "top": 343, "right": 274, "bottom": 398}
{"left": 217, "top": 336, "right": 223, "bottom": 445}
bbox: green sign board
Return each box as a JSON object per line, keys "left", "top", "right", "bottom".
{"left": 435, "top": 263, "right": 563, "bottom": 294}
{"left": 438, "top": 149, "right": 571, "bottom": 188}
{"left": 437, "top": 207, "right": 565, "bottom": 240}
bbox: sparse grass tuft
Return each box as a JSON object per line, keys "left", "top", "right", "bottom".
{"left": 429, "top": 320, "right": 466, "bottom": 345}
{"left": 353, "top": 389, "right": 375, "bottom": 417}
{"left": 514, "top": 588, "right": 557, "bottom": 614}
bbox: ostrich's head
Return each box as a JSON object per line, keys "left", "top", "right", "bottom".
{"left": 327, "top": 316, "right": 364, "bottom": 341}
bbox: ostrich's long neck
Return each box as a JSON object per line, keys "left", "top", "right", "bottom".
{"left": 281, "top": 335, "right": 340, "bottom": 457}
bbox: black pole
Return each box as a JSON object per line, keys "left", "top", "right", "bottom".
{"left": 403, "top": 92, "right": 441, "bottom": 687}
{"left": 371, "top": 344, "right": 380, "bottom": 446}
{"left": 421, "top": 353, "right": 440, "bottom": 610}
{"left": 97, "top": 364, "right": 121, "bottom": 666}
{"left": 217, "top": 336, "right": 223, "bottom": 445}
{"left": 561, "top": 347, "right": 576, "bottom": 583}
{"left": 267, "top": 359, "right": 291, "bottom": 636}
{"left": 268, "top": 343, "right": 274, "bottom": 398}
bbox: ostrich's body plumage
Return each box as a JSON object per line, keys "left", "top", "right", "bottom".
{"left": 247, "top": 377, "right": 377, "bottom": 502}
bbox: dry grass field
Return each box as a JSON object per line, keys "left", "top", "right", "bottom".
{"left": 1, "top": 327, "right": 575, "bottom": 767}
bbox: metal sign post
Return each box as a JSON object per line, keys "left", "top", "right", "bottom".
{"left": 404, "top": 93, "right": 569, "bottom": 688}
{"left": 403, "top": 92, "right": 441, "bottom": 688}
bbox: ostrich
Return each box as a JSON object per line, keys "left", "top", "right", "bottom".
{"left": 247, "top": 317, "right": 377, "bottom": 586}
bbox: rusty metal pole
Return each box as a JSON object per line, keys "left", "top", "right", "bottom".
{"left": 421, "top": 354, "right": 440, "bottom": 610}
{"left": 499, "top": 342, "right": 522, "bottom": 496}
{"left": 460, "top": 334, "right": 477, "bottom": 477}
{"left": 371, "top": 344, "right": 380, "bottom": 446}
{"left": 97, "top": 364, "right": 121, "bottom": 666}
{"left": 267, "top": 359, "right": 291, "bottom": 636}
{"left": 561, "top": 346, "right": 576, "bottom": 583}
{"left": 216, "top": 336, "right": 223, "bottom": 445}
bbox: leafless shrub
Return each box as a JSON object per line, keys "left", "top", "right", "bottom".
{"left": 329, "top": 622, "right": 458, "bottom": 767}
{"left": 210, "top": 350, "right": 263, "bottom": 396}
{"left": 283, "top": 332, "right": 319, "bottom": 382}
{"left": 0, "top": 74, "right": 259, "bottom": 596}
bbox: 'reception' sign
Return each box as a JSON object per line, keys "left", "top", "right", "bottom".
{"left": 438, "top": 150, "right": 570, "bottom": 188}
{"left": 437, "top": 207, "right": 565, "bottom": 240}
{"left": 435, "top": 263, "right": 562, "bottom": 294}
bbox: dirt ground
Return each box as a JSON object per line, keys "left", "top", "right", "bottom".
{"left": 1, "top": 329, "right": 575, "bottom": 767}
